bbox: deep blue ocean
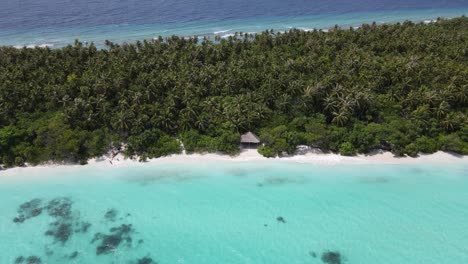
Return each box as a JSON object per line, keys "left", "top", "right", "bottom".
{"left": 0, "top": 0, "right": 468, "bottom": 48}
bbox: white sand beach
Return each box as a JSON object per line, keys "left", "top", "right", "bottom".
{"left": 98, "top": 148, "right": 468, "bottom": 166}
{"left": 1, "top": 149, "right": 466, "bottom": 178}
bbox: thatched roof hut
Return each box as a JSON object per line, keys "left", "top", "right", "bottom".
{"left": 240, "top": 132, "right": 261, "bottom": 144}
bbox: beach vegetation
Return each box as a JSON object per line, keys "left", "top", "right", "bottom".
{"left": 0, "top": 17, "right": 467, "bottom": 166}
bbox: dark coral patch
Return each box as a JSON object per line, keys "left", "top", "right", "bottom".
{"left": 91, "top": 232, "right": 102, "bottom": 243}
{"left": 44, "top": 246, "right": 54, "bottom": 256}
{"left": 25, "top": 256, "right": 41, "bottom": 264}
{"left": 75, "top": 221, "right": 92, "bottom": 233}
{"left": 137, "top": 257, "right": 154, "bottom": 264}
{"left": 92, "top": 224, "right": 134, "bottom": 255}
{"left": 309, "top": 251, "right": 317, "bottom": 258}
{"left": 68, "top": 251, "right": 79, "bottom": 259}
{"left": 13, "top": 199, "right": 43, "bottom": 223}
{"left": 104, "top": 209, "right": 118, "bottom": 222}
{"left": 43, "top": 197, "right": 88, "bottom": 244}
{"left": 13, "top": 217, "right": 25, "bottom": 223}
{"left": 14, "top": 256, "right": 24, "bottom": 263}
{"left": 321, "top": 251, "right": 342, "bottom": 264}
{"left": 20, "top": 199, "right": 42, "bottom": 211}
{"left": 46, "top": 198, "right": 72, "bottom": 219}
{"left": 45, "top": 223, "right": 72, "bottom": 243}
{"left": 109, "top": 224, "right": 132, "bottom": 233}
{"left": 96, "top": 234, "right": 121, "bottom": 255}
{"left": 276, "top": 216, "right": 286, "bottom": 223}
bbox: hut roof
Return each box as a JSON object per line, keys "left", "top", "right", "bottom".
{"left": 240, "top": 132, "right": 261, "bottom": 144}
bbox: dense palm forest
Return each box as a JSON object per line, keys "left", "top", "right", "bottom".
{"left": 0, "top": 17, "right": 467, "bottom": 167}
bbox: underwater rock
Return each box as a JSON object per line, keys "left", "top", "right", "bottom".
{"left": 13, "top": 216, "right": 25, "bottom": 223}
{"left": 321, "top": 251, "right": 342, "bottom": 264}
{"left": 96, "top": 234, "right": 121, "bottom": 255}
{"left": 309, "top": 251, "right": 317, "bottom": 258}
{"left": 91, "top": 232, "right": 102, "bottom": 243}
{"left": 276, "top": 216, "right": 286, "bottom": 223}
{"left": 25, "top": 256, "right": 41, "bottom": 264}
{"left": 45, "top": 222, "right": 72, "bottom": 243}
{"left": 44, "top": 246, "right": 54, "bottom": 256}
{"left": 31, "top": 208, "right": 42, "bottom": 217}
{"left": 46, "top": 198, "right": 72, "bottom": 219}
{"left": 20, "top": 199, "right": 42, "bottom": 211}
{"left": 68, "top": 251, "right": 79, "bottom": 259}
{"left": 13, "top": 199, "right": 43, "bottom": 223}
{"left": 138, "top": 239, "right": 144, "bottom": 244}
{"left": 75, "top": 221, "right": 92, "bottom": 233}
{"left": 104, "top": 209, "right": 118, "bottom": 222}
{"left": 43, "top": 197, "right": 91, "bottom": 244}
{"left": 137, "top": 257, "right": 154, "bottom": 264}
{"left": 92, "top": 224, "right": 134, "bottom": 255}
{"left": 109, "top": 224, "right": 132, "bottom": 233}
{"left": 14, "top": 256, "right": 24, "bottom": 263}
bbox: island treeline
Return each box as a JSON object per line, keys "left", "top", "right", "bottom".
{"left": 1, "top": 17, "right": 467, "bottom": 167}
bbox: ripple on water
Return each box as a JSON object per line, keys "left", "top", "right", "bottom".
{"left": 122, "top": 170, "right": 196, "bottom": 185}
{"left": 257, "top": 175, "right": 307, "bottom": 187}
{"left": 357, "top": 175, "right": 390, "bottom": 184}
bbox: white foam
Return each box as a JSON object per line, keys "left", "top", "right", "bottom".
{"left": 16, "top": 43, "right": 55, "bottom": 49}
{"left": 221, "top": 33, "right": 235, "bottom": 38}
{"left": 214, "top": 29, "right": 231, "bottom": 35}
{"left": 423, "top": 19, "right": 435, "bottom": 24}
{"left": 299, "top": 27, "right": 314, "bottom": 32}
{"left": 37, "top": 43, "right": 54, "bottom": 48}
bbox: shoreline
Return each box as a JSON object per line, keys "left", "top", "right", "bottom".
{"left": 1, "top": 149, "right": 466, "bottom": 177}
{"left": 2, "top": 8, "right": 467, "bottom": 49}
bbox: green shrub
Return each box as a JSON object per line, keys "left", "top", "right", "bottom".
{"left": 126, "top": 129, "right": 181, "bottom": 158}
{"left": 439, "top": 134, "right": 468, "bottom": 155}
{"left": 339, "top": 142, "right": 356, "bottom": 156}
{"left": 413, "top": 136, "right": 439, "bottom": 154}
{"left": 404, "top": 143, "right": 419, "bottom": 157}
{"left": 258, "top": 146, "right": 276, "bottom": 158}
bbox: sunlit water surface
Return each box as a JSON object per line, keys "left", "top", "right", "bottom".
{"left": 1, "top": 161, "right": 467, "bottom": 263}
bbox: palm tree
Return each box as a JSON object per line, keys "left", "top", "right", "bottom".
{"left": 331, "top": 111, "right": 349, "bottom": 126}
{"left": 434, "top": 101, "right": 450, "bottom": 119}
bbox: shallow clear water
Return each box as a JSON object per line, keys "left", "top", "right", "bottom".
{"left": 0, "top": 0, "right": 467, "bottom": 47}
{"left": 1, "top": 161, "right": 467, "bottom": 263}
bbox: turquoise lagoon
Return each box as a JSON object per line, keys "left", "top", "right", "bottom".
{"left": 0, "top": 161, "right": 467, "bottom": 263}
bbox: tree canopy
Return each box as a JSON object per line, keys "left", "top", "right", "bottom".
{"left": 0, "top": 17, "right": 467, "bottom": 167}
